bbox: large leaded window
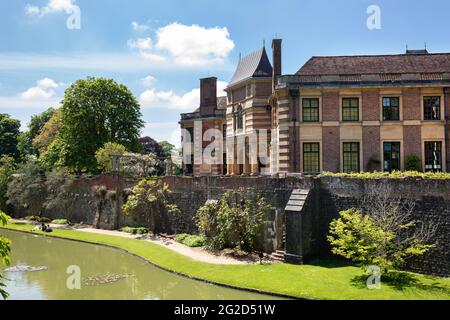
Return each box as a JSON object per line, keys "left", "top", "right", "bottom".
{"left": 343, "top": 142, "right": 360, "bottom": 173}
{"left": 424, "top": 96, "right": 441, "bottom": 120}
{"left": 342, "top": 98, "right": 359, "bottom": 121}
{"left": 302, "top": 98, "right": 320, "bottom": 122}
{"left": 382, "top": 97, "right": 400, "bottom": 121}
{"left": 383, "top": 142, "right": 401, "bottom": 172}
{"left": 424, "top": 141, "right": 443, "bottom": 172}
{"left": 303, "top": 143, "right": 320, "bottom": 174}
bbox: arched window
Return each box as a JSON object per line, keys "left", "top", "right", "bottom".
{"left": 236, "top": 106, "right": 244, "bottom": 131}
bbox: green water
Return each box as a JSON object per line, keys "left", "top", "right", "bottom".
{"left": 0, "top": 229, "right": 278, "bottom": 300}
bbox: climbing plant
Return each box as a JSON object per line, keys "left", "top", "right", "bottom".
{"left": 122, "top": 179, "right": 180, "bottom": 234}
{"left": 196, "top": 190, "right": 271, "bottom": 253}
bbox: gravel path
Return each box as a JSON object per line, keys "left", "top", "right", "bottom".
{"left": 75, "top": 228, "right": 251, "bottom": 265}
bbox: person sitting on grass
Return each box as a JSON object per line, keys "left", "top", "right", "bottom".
{"left": 44, "top": 224, "right": 53, "bottom": 233}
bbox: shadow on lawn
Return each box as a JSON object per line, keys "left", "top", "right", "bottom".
{"left": 351, "top": 271, "right": 450, "bottom": 294}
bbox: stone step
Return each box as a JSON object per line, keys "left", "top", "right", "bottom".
{"left": 291, "top": 189, "right": 309, "bottom": 195}
{"left": 285, "top": 205, "right": 303, "bottom": 212}
{"left": 289, "top": 194, "right": 308, "bottom": 200}
{"left": 287, "top": 200, "right": 305, "bottom": 207}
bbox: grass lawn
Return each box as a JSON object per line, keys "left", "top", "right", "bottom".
{"left": 2, "top": 222, "right": 450, "bottom": 300}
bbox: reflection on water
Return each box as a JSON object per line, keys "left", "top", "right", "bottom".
{"left": 0, "top": 229, "right": 278, "bottom": 300}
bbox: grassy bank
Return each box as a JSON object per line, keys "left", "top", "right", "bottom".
{"left": 2, "top": 222, "right": 450, "bottom": 300}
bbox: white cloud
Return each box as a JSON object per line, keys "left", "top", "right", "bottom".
{"left": 132, "top": 21, "right": 150, "bottom": 33}
{"left": 25, "top": 0, "right": 78, "bottom": 15}
{"left": 127, "top": 37, "right": 153, "bottom": 50}
{"left": 20, "top": 78, "right": 61, "bottom": 100}
{"left": 127, "top": 38, "right": 166, "bottom": 63}
{"left": 139, "top": 80, "right": 228, "bottom": 110}
{"left": 128, "top": 22, "right": 235, "bottom": 67}
{"left": 141, "top": 75, "right": 156, "bottom": 87}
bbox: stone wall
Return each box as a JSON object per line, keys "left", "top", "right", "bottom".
{"left": 9, "top": 174, "right": 450, "bottom": 276}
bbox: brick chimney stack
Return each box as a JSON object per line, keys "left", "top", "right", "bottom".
{"left": 272, "top": 39, "right": 282, "bottom": 91}
{"left": 199, "top": 77, "right": 217, "bottom": 116}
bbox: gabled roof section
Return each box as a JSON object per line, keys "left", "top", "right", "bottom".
{"left": 228, "top": 47, "right": 273, "bottom": 87}
{"left": 296, "top": 53, "right": 450, "bottom": 76}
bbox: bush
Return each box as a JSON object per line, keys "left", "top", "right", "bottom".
{"left": 95, "top": 142, "right": 127, "bottom": 173}
{"left": 51, "top": 219, "right": 69, "bottom": 225}
{"left": 175, "top": 234, "right": 205, "bottom": 247}
{"left": 405, "top": 154, "right": 422, "bottom": 172}
{"left": 195, "top": 190, "right": 271, "bottom": 253}
{"left": 320, "top": 170, "right": 450, "bottom": 179}
{"left": 120, "top": 226, "right": 149, "bottom": 235}
{"left": 122, "top": 179, "right": 179, "bottom": 234}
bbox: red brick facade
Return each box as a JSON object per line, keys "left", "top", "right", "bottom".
{"left": 363, "top": 126, "right": 381, "bottom": 171}
{"left": 322, "top": 127, "right": 340, "bottom": 172}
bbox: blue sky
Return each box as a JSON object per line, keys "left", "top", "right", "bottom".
{"left": 1, "top": 0, "right": 449, "bottom": 146}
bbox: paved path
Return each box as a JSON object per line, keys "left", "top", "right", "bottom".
{"left": 75, "top": 228, "right": 250, "bottom": 265}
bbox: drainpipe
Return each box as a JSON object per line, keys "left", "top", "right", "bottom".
{"left": 444, "top": 88, "right": 450, "bottom": 172}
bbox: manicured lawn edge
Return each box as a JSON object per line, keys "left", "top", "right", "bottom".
{"left": 2, "top": 223, "right": 450, "bottom": 300}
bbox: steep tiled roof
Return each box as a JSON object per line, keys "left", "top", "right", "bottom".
{"left": 297, "top": 53, "right": 450, "bottom": 76}
{"left": 228, "top": 48, "right": 273, "bottom": 87}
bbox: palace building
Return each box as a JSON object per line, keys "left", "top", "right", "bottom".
{"left": 180, "top": 40, "right": 450, "bottom": 175}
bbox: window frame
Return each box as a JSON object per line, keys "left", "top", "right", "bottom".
{"left": 382, "top": 96, "right": 400, "bottom": 121}
{"left": 424, "top": 141, "right": 443, "bottom": 172}
{"left": 423, "top": 96, "right": 441, "bottom": 121}
{"left": 342, "top": 142, "right": 360, "bottom": 173}
{"left": 383, "top": 141, "right": 401, "bottom": 172}
{"left": 302, "top": 142, "right": 321, "bottom": 174}
{"left": 302, "top": 97, "right": 320, "bottom": 122}
{"left": 341, "top": 97, "right": 360, "bottom": 122}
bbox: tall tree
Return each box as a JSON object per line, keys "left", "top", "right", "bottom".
{"left": 17, "top": 108, "right": 56, "bottom": 159}
{"left": 43, "top": 78, "right": 144, "bottom": 173}
{"left": 0, "top": 114, "right": 20, "bottom": 160}
{"left": 139, "top": 136, "right": 164, "bottom": 157}
{"left": 32, "top": 109, "right": 62, "bottom": 154}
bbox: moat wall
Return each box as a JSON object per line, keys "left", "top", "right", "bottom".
{"left": 9, "top": 174, "right": 450, "bottom": 277}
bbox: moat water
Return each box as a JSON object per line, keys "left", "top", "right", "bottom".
{"left": 0, "top": 229, "right": 278, "bottom": 300}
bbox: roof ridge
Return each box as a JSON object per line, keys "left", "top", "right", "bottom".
{"left": 309, "top": 52, "right": 450, "bottom": 59}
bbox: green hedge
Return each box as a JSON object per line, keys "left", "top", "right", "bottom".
{"left": 175, "top": 233, "right": 205, "bottom": 247}
{"left": 320, "top": 171, "right": 450, "bottom": 179}
{"left": 51, "top": 219, "right": 70, "bottom": 225}
{"left": 119, "top": 226, "right": 149, "bottom": 235}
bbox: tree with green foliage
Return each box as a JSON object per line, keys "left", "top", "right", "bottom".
{"left": 0, "top": 211, "right": 11, "bottom": 299}
{"left": 42, "top": 78, "right": 144, "bottom": 173}
{"left": 95, "top": 142, "right": 127, "bottom": 173}
{"left": 405, "top": 154, "right": 422, "bottom": 172}
{"left": 17, "top": 107, "right": 56, "bottom": 159}
{"left": 159, "top": 141, "right": 175, "bottom": 157}
{"left": 0, "top": 156, "right": 15, "bottom": 212}
{"left": 122, "top": 179, "right": 180, "bottom": 234}
{"left": 328, "top": 183, "right": 438, "bottom": 274}
{"left": 32, "top": 109, "right": 61, "bottom": 155}
{"left": 6, "top": 160, "right": 47, "bottom": 217}
{"left": 0, "top": 113, "right": 21, "bottom": 161}
{"left": 196, "top": 190, "right": 271, "bottom": 252}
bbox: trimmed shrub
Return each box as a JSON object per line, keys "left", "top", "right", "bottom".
{"left": 405, "top": 154, "right": 422, "bottom": 172}
{"left": 120, "top": 226, "right": 149, "bottom": 235}
{"left": 175, "top": 234, "right": 205, "bottom": 247}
